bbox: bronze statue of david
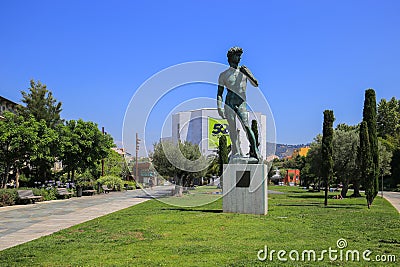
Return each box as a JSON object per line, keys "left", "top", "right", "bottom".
{"left": 217, "top": 47, "right": 261, "bottom": 163}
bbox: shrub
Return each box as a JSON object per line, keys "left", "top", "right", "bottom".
{"left": 0, "top": 189, "right": 18, "bottom": 207}
{"left": 77, "top": 180, "right": 96, "bottom": 190}
{"left": 97, "top": 175, "right": 124, "bottom": 191}
{"left": 123, "top": 180, "right": 137, "bottom": 190}
{"left": 32, "top": 188, "right": 58, "bottom": 201}
{"left": 394, "top": 184, "right": 400, "bottom": 192}
{"left": 76, "top": 171, "right": 96, "bottom": 189}
{"left": 18, "top": 173, "right": 31, "bottom": 187}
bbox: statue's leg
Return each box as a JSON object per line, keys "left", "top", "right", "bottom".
{"left": 236, "top": 103, "right": 261, "bottom": 160}
{"left": 225, "top": 104, "right": 242, "bottom": 157}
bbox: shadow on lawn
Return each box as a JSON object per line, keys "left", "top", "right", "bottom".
{"left": 136, "top": 194, "right": 172, "bottom": 199}
{"left": 275, "top": 203, "right": 320, "bottom": 207}
{"left": 324, "top": 204, "right": 364, "bottom": 209}
{"left": 162, "top": 208, "right": 223, "bottom": 213}
{"left": 275, "top": 203, "right": 364, "bottom": 209}
{"left": 287, "top": 194, "right": 326, "bottom": 199}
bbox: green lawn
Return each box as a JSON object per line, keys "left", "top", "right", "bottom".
{"left": 159, "top": 185, "right": 222, "bottom": 207}
{"left": 0, "top": 186, "right": 399, "bottom": 266}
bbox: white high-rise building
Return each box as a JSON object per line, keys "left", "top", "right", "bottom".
{"left": 172, "top": 108, "right": 267, "bottom": 158}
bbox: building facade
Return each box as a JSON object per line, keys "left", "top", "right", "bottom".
{"left": 0, "top": 96, "right": 19, "bottom": 120}
{"left": 171, "top": 108, "right": 267, "bottom": 158}
{"left": 134, "top": 161, "right": 158, "bottom": 186}
{"left": 284, "top": 169, "right": 300, "bottom": 185}
{"left": 292, "top": 146, "right": 310, "bottom": 157}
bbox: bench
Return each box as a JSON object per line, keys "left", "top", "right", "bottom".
{"left": 82, "top": 189, "right": 96, "bottom": 196}
{"left": 57, "top": 188, "right": 73, "bottom": 198}
{"left": 102, "top": 185, "right": 112, "bottom": 194}
{"left": 18, "top": 190, "right": 43, "bottom": 204}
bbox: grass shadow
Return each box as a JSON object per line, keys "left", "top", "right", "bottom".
{"left": 324, "top": 205, "right": 363, "bottom": 209}
{"left": 162, "top": 208, "right": 223, "bottom": 213}
{"left": 288, "top": 194, "right": 326, "bottom": 199}
{"left": 275, "top": 203, "right": 321, "bottom": 207}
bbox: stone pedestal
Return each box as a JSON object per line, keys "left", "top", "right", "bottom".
{"left": 222, "top": 164, "right": 268, "bottom": 215}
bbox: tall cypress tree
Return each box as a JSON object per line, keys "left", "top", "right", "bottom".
{"left": 251, "top": 120, "right": 260, "bottom": 148}
{"left": 250, "top": 120, "right": 260, "bottom": 158}
{"left": 359, "top": 121, "right": 374, "bottom": 208}
{"left": 218, "top": 135, "right": 228, "bottom": 177}
{"left": 363, "top": 89, "right": 379, "bottom": 199}
{"left": 322, "top": 110, "right": 335, "bottom": 206}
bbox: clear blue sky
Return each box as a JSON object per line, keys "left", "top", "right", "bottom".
{"left": 1, "top": 0, "right": 399, "bottom": 151}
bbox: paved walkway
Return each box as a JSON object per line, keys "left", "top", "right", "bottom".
{"left": 381, "top": 191, "right": 400, "bottom": 213}
{"left": 0, "top": 186, "right": 173, "bottom": 251}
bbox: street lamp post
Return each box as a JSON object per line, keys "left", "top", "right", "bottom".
{"left": 101, "top": 127, "right": 105, "bottom": 177}
{"left": 135, "top": 133, "right": 141, "bottom": 183}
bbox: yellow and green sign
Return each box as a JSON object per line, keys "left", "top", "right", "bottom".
{"left": 208, "top": 117, "right": 231, "bottom": 149}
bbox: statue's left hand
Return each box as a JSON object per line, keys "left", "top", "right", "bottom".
{"left": 240, "top": 65, "right": 258, "bottom": 87}
{"left": 239, "top": 65, "right": 248, "bottom": 74}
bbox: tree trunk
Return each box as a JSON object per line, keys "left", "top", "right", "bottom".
{"left": 71, "top": 169, "right": 75, "bottom": 183}
{"left": 1, "top": 172, "right": 5, "bottom": 189}
{"left": 352, "top": 180, "right": 362, "bottom": 197}
{"left": 3, "top": 165, "right": 11, "bottom": 189}
{"left": 1, "top": 169, "right": 5, "bottom": 188}
{"left": 341, "top": 181, "right": 349, "bottom": 198}
{"left": 174, "top": 185, "right": 183, "bottom": 197}
{"left": 15, "top": 167, "right": 20, "bottom": 188}
{"left": 324, "top": 182, "right": 328, "bottom": 206}
{"left": 340, "top": 177, "right": 350, "bottom": 198}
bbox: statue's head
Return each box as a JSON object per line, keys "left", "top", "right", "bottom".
{"left": 227, "top": 46, "right": 243, "bottom": 67}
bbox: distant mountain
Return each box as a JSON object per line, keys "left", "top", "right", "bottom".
{"left": 267, "top": 143, "right": 310, "bottom": 159}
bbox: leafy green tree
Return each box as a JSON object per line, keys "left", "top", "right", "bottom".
{"left": 389, "top": 145, "right": 400, "bottom": 189}
{"left": 29, "top": 119, "right": 60, "bottom": 182}
{"left": 60, "top": 119, "right": 114, "bottom": 181}
{"left": 152, "top": 141, "right": 175, "bottom": 181}
{"left": 282, "top": 157, "right": 297, "bottom": 169}
{"left": 377, "top": 97, "right": 400, "bottom": 138}
{"left": 302, "top": 135, "right": 322, "bottom": 190}
{"left": 362, "top": 89, "right": 379, "bottom": 200}
{"left": 18, "top": 80, "right": 63, "bottom": 129}
{"left": 179, "top": 141, "right": 207, "bottom": 186}
{"left": 0, "top": 112, "right": 37, "bottom": 188}
{"left": 151, "top": 140, "right": 206, "bottom": 186}
{"left": 17, "top": 80, "right": 64, "bottom": 181}
{"left": 376, "top": 97, "right": 400, "bottom": 189}
{"left": 333, "top": 127, "right": 359, "bottom": 197}
{"left": 321, "top": 110, "right": 335, "bottom": 206}
{"left": 94, "top": 149, "right": 126, "bottom": 178}
{"left": 384, "top": 134, "right": 400, "bottom": 188}
{"left": 378, "top": 139, "right": 392, "bottom": 191}
{"left": 205, "top": 155, "right": 219, "bottom": 180}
